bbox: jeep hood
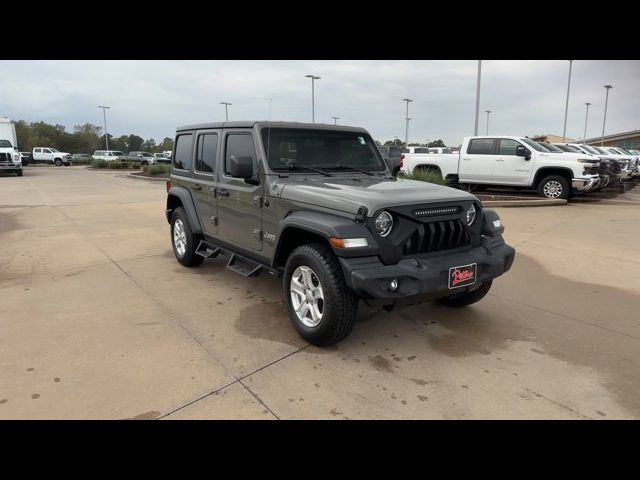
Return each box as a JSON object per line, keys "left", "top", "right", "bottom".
{"left": 278, "top": 176, "right": 477, "bottom": 216}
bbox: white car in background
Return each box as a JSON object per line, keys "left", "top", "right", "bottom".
{"left": 93, "top": 150, "right": 125, "bottom": 161}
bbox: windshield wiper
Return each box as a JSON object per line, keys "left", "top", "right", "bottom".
{"left": 284, "top": 164, "right": 332, "bottom": 176}
{"left": 327, "top": 164, "right": 377, "bottom": 175}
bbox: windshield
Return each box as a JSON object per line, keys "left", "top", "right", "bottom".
{"left": 560, "top": 144, "right": 582, "bottom": 153}
{"left": 579, "top": 145, "right": 600, "bottom": 155}
{"left": 520, "top": 138, "right": 548, "bottom": 152}
{"left": 541, "top": 143, "right": 564, "bottom": 153}
{"left": 0, "top": 140, "right": 13, "bottom": 148}
{"left": 142, "top": 152, "right": 153, "bottom": 157}
{"left": 592, "top": 147, "right": 608, "bottom": 155}
{"left": 49, "top": 148, "right": 59, "bottom": 152}
{"left": 262, "top": 128, "right": 386, "bottom": 173}
{"left": 111, "top": 151, "right": 124, "bottom": 156}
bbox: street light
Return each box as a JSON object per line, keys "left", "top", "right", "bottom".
{"left": 393, "top": 136, "right": 399, "bottom": 147}
{"left": 98, "top": 106, "right": 110, "bottom": 150}
{"left": 474, "top": 60, "right": 482, "bottom": 135}
{"left": 562, "top": 60, "right": 573, "bottom": 142}
{"left": 583, "top": 102, "right": 591, "bottom": 142}
{"left": 403, "top": 98, "right": 413, "bottom": 147}
{"left": 332, "top": 116, "right": 339, "bottom": 125}
{"left": 305, "top": 75, "right": 321, "bottom": 122}
{"left": 220, "top": 102, "right": 232, "bottom": 122}
{"left": 485, "top": 110, "right": 492, "bottom": 135}
{"left": 601, "top": 85, "right": 613, "bottom": 146}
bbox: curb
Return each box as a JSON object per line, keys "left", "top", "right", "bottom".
{"left": 126, "top": 172, "right": 168, "bottom": 182}
{"left": 482, "top": 199, "right": 567, "bottom": 207}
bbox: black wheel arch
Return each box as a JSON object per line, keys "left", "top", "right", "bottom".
{"left": 166, "top": 186, "right": 203, "bottom": 234}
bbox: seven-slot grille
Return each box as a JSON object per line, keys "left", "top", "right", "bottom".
{"left": 402, "top": 219, "right": 470, "bottom": 256}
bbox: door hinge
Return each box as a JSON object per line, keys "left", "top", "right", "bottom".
{"left": 252, "top": 228, "right": 262, "bottom": 240}
{"left": 210, "top": 216, "right": 218, "bottom": 226}
{"left": 253, "top": 195, "right": 262, "bottom": 207}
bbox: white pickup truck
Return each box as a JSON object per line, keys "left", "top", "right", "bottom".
{"left": 32, "top": 147, "right": 72, "bottom": 166}
{"left": 401, "top": 135, "right": 601, "bottom": 199}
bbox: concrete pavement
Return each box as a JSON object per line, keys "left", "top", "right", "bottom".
{"left": 1, "top": 166, "right": 639, "bottom": 419}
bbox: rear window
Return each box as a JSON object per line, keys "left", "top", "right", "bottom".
{"left": 468, "top": 138, "right": 496, "bottom": 155}
{"left": 414, "top": 148, "right": 430, "bottom": 153}
{"left": 173, "top": 134, "right": 194, "bottom": 170}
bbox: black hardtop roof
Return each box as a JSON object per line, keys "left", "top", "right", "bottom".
{"left": 176, "top": 121, "right": 369, "bottom": 134}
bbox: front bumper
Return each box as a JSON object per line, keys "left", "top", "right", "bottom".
{"left": 339, "top": 236, "right": 515, "bottom": 301}
{"left": 572, "top": 175, "right": 600, "bottom": 192}
{"left": 0, "top": 163, "right": 22, "bottom": 171}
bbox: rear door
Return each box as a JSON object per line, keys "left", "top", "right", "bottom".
{"left": 216, "top": 129, "right": 263, "bottom": 252}
{"left": 191, "top": 130, "right": 220, "bottom": 237}
{"left": 492, "top": 138, "right": 532, "bottom": 185}
{"left": 459, "top": 138, "right": 497, "bottom": 183}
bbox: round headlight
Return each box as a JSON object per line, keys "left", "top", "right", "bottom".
{"left": 466, "top": 204, "right": 477, "bottom": 226}
{"left": 375, "top": 211, "right": 393, "bottom": 237}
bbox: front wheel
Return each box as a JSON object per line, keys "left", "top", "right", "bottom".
{"left": 437, "top": 280, "right": 492, "bottom": 307}
{"left": 54, "top": 159, "right": 63, "bottom": 166}
{"left": 538, "top": 175, "right": 569, "bottom": 199}
{"left": 283, "top": 243, "right": 358, "bottom": 346}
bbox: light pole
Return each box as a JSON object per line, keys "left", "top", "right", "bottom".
{"left": 305, "top": 75, "right": 321, "bottom": 122}
{"left": 601, "top": 85, "right": 612, "bottom": 146}
{"left": 485, "top": 110, "right": 492, "bottom": 135}
{"left": 562, "top": 60, "right": 573, "bottom": 142}
{"left": 403, "top": 98, "right": 413, "bottom": 147}
{"left": 474, "top": 60, "right": 482, "bottom": 135}
{"left": 583, "top": 102, "right": 591, "bottom": 142}
{"left": 220, "top": 102, "right": 232, "bottom": 122}
{"left": 332, "top": 116, "right": 339, "bottom": 125}
{"left": 98, "top": 106, "right": 110, "bottom": 150}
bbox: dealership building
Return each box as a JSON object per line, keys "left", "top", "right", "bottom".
{"left": 531, "top": 130, "right": 640, "bottom": 150}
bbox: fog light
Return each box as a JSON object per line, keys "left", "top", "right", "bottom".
{"left": 389, "top": 279, "right": 398, "bottom": 291}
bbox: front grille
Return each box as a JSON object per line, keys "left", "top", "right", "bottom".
{"left": 413, "top": 206, "right": 461, "bottom": 218}
{"left": 598, "top": 164, "right": 608, "bottom": 175}
{"left": 0, "top": 152, "right": 10, "bottom": 163}
{"left": 583, "top": 165, "right": 599, "bottom": 175}
{"left": 402, "top": 219, "right": 470, "bottom": 256}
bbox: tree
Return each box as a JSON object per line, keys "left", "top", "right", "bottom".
{"left": 14, "top": 121, "right": 33, "bottom": 151}
{"left": 142, "top": 138, "right": 156, "bottom": 151}
{"left": 427, "top": 139, "right": 446, "bottom": 148}
{"left": 157, "top": 137, "right": 174, "bottom": 152}
{"left": 126, "top": 134, "right": 144, "bottom": 152}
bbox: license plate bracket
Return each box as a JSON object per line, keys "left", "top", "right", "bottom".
{"left": 448, "top": 263, "right": 477, "bottom": 289}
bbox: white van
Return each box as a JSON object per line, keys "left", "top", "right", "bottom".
{"left": 93, "top": 150, "right": 125, "bottom": 161}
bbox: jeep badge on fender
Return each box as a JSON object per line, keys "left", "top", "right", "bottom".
{"left": 165, "top": 121, "right": 516, "bottom": 346}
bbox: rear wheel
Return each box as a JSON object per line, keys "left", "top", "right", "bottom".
{"left": 170, "top": 207, "right": 204, "bottom": 267}
{"left": 437, "top": 280, "right": 492, "bottom": 307}
{"left": 538, "top": 175, "right": 569, "bottom": 199}
{"left": 283, "top": 243, "right": 358, "bottom": 346}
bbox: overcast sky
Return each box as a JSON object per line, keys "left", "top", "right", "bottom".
{"left": 1, "top": 60, "right": 638, "bottom": 146}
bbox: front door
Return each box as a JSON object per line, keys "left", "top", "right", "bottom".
{"left": 217, "top": 130, "right": 263, "bottom": 252}
{"left": 492, "top": 138, "right": 533, "bottom": 185}
{"left": 191, "top": 130, "right": 220, "bottom": 237}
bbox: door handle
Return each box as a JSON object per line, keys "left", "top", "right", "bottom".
{"left": 192, "top": 184, "right": 202, "bottom": 190}
{"left": 462, "top": 157, "right": 471, "bottom": 161}
{"left": 496, "top": 158, "right": 505, "bottom": 162}
{"left": 218, "top": 189, "right": 230, "bottom": 197}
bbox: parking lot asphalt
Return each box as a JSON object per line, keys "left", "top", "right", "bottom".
{"left": 1, "top": 166, "right": 639, "bottom": 419}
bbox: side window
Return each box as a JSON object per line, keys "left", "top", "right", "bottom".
{"left": 35, "top": 148, "right": 41, "bottom": 154}
{"left": 44, "top": 149, "right": 51, "bottom": 154}
{"left": 225, "top": 134, "right": 256, "bottom": 175}
{"left": 467, "top": 139, "right": 496, "bottom": 155}
{"left": 195, "top": 133, "right": 218, "bottom": 173}
{"left": 498, "top": 139, "right": 521, "bottom": 156}
{"left": 173, "top": 134, "right": 194, "bottom": 170}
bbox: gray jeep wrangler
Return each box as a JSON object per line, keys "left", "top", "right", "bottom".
{"left": 166, "top": 121, "right": 515, "bottom": 345}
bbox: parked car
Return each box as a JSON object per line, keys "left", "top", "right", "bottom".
{"left": 559, "top": 144, "right": 622, "bottom": 186}
{"left": 120, "top": 151, "right": 156, "bottom": 165}
{"left": 20, "top": 151, "right": 32, "bottom": 166}
{"left": 93, "top": 150, "right": 125, "bottom": 161}
{"left": 377, "top": 145, "right": 403, "bottom": 175}
{"left": 165, "top": 121, "right": 515, "bottom": 345}
{"left": 544, "top": 143, "right": 609, "bottom": 189}
{"left": 154, "top": 152, "right": 171, "bottom": 164}
{"left": 401, "top": 136, "right": 601, "bottom": 199}
{"left": 597, "top": 147, "right": 633, "bottom": 180}
{"left": 32, "top": 147, "right": 72, "bottom": 166}
{"left": 0, "top": 139, "right": 22, "bottom": 176}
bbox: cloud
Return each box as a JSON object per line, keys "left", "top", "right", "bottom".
{"left": 1, "top": 60, "right": 638, "bottom": 146}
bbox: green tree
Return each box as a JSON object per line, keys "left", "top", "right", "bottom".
{"left": 14, "top": 120, "right": 33, "bottom": 151}
{"left": 427, "top": 139, "right": 446, "bottom": 148}
{"left": 142, "top": 138, "right": 156, "bottom": 151}
{"left": 157, "top": 137, "right": 174, "bottom": 152}
{"left": 126, "top": 134, "right": 144, "bottom": 152}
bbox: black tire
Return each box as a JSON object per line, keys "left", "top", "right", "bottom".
{"left": 170, "top": 207, "right": 204, "bottom": 267}
{"left": 283, "top": 243, "right": 358, "bottom": 346}
{"left": 16, "top": 170, "right": 23, "bottom": 177}
{"left": 142, "top": 161, "right": 149, "bottom": 166}
{"left": 437, "top": 280, "right": 492, "bottom": 307}
{"left": 54, "top": 159, "right": 62, "bottom": 166}
{"left": 537, "top": 175, "right": 569, "bottom": 199}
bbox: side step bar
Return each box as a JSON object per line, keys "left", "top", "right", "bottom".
{"left": 194, "top": 240, "right": 281, "bottom": 278}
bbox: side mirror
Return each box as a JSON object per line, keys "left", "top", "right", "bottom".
{"left": 229, "top": 155, "right": 253, "bottom": 178}
{"left": 516, "top": 145, "right": 531, "bottom": 161}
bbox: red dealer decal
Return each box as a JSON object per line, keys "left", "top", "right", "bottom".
{"left": 448, "top": 263, "right": 477, "bottom": 289}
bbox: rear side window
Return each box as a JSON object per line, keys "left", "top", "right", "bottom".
{"left": 174, "top": 134, "right": 194, "bottom": 170}
{"left": 498, "top": 139, "right": 521, "bottom": 155}
{"left": 225, "top": 134, "right": 256, "bottom": 175}
{"left": 196, "top": 133, "right": 218, "bottom": 173}
{"left": 468, "top": 139, "right": 496, "bottom": 154}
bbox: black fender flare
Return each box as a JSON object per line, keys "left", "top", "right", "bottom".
{"left": 275, "top": 211, "right": 379, "bottom": 259}
{"left": 166, "top": 186, "right": 203, "bottom": 235}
